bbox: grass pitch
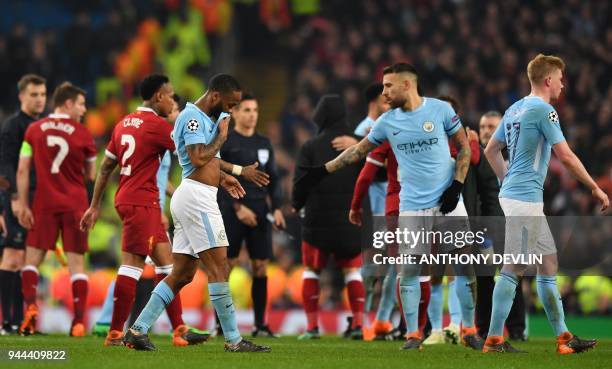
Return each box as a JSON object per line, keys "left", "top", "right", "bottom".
{"left": 1, "top": 335, "right": 610, "bottom": 369}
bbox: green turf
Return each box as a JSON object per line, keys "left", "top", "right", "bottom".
{"left": 0, "top": 335, "right": 609, "bottom": 369}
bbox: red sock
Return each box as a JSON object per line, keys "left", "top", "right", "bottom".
{"left": 110, "top": 267, "right": 141, "bottom": 332}
{"left": 346, "top": 273, "right": 365, "bottom": 328}
{"left": 71, "top": 274, "right": 88, "bottom": 324}
{"left": 302, "top": 273, "right": 320, "bottom": 331}
{"left": 418, "top": 281, "right": 431, "bottom": 332}
{"left": 155, "top": 271, "right": 184, "bottom": 329}
{"left": 21, "top": 267, "right": 39, "bottom": 306}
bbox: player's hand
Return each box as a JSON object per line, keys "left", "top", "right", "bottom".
{"left": 161, "top": 213, "right": 170, "bottom": 231}
{"left": 0, "top": 214, "right": 6, "bottom": 238}
{"left": 236, "top": 204, "right": 258, "bottom": 227}
{"left": 331, "top": 135, "right": 359, "bottom": 151}
{"left": 592, "top": 187, "right": 610, "bottom": 212}
{"left": 348, "top": 208, "right": 363, "bottom": 226}
{"left": 242, "top": 162, "right": 270, "bottom": 187}
{"left": 18, "top": 207, "right": 34, "bottom": 229}
{"left": 220, "top": 173, "right": 246, "bottom": 199}
{"left": 10, "top": 198, "right": 24, "bottom": 219}
{"left": 439, "top": 180, "right": 464, "bottom": 214}
{"left": 80, "top": 206, "right": 100, "bottom": 231}
{"left": 218, "top": 116, "right": 230, "bottom": 140}
{"left": 466, "top": 127, "right": 479, "bottom": 142}
{"left": 273, "top": 208, "right": 286, "bottom": 229}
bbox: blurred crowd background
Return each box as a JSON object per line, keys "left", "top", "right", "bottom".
{"left": 0, "top": 0, "right": 609, "bottom": 317}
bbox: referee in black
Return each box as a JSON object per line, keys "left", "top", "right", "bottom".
{"left": 218, "top": 93, "right": 285, "bottom": 337}
{"left": 0, "top": 74, "right": 46, "bottom": 335}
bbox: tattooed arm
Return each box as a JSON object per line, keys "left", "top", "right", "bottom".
{"left": 449, "top": 128, "right": 471, "bottom": 183}
{"left": 324, "top": 137, "right": 377, "bottom": 173}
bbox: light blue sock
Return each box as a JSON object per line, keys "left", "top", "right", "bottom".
{"left": 375, "top": 267, "right": 397, "bottom": 322}
{"left": 488, "top": 271, "right": 518, "bottom": 337}
{"left": 454, "top": 276, "right": 476, "bottom": 328}
{"left": 447, "top": 280, "right": 462, "bottom": 326}
{"left": 536, "top": 275, "right": 568, "bottom": 336}
{"left": 399, "top": 276, "right": 420, "bottom": 333}
{"left": 209, "top": 282, "right": 241, "bottom": 344}
{"left": 96, "top": 280, "right": 116, "bottom": 325}
{"left": 428, "top": 283, "right": 443, "bottom": 330}
{"left": 132, "top": 281, "right": 174, "bottom": 334}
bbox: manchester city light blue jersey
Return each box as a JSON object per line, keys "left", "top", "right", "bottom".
{"left": 354, "top": 116, "right": 375, "bottom": 137}
{"left": 156, "top": 150, "right": 172, "bottom": 207}
{"left": 493, "top": 95, "right": 565, "bottom": 202}
{"left": 173, "top": 102, "right": 229, "bottom": 178}
{"left": 367, "top": 97, "right": 462, "bottom": 211}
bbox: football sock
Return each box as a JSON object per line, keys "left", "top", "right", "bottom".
{"left": 375, "top": 267, "right": 397, "bottom": 322}
{"left": 155, "top": 265, "right": 184, "bottom": 329}
{"left": 110, "top": 265, "right": 142, "bottom": 332}
{"left": 11, "top": 271, "right": 23, "bottom": 326}
{"left": 454, "top": 276, "right": 476, "bottom": 328}
{"left": 21, "top": 266, "right": 39, "bottom": 306}
{"left": 96, "top": 280, "right": 115, "bottom": 325}
{"left": 132, "top": 280, "right": 173, "bottom": 334}
{"left": 0, "top": 270, "right": 13, "bottom": 326}
{"left": 428, "top": 283, "right": 443, "bottom": 331}
{"left": 302, "top": 270, "right": 320, "bottom": 331}
{"left": 345, "top": 270, "right": 365, "bottom": 328}
{"left": 251, "top": 276, "right": 267, "bottom": 327}
{"left": 418, "top": 281, "right": 431, "bottom": 332}
{"left": 536, "top": 275, "right": 568, "bottom": 336}
{"left": 488, "top": 271, "right": 518, "bottom": 337}
{"left": 209, "top": 282, "right": 241, "bottom": 344}
{"left": 447, "top": 279, "right": 462, "bottom": 326}
{"left": 71, "top": 273, "right": 88, "bottom": 324}
{"left": 398, "top": 275, "right": 420, "bottom": 333}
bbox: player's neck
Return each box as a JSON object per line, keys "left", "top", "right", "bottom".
{"left": 194, "top": 92, "right": 214, "bottom": 116}
{"left": 52, "top": 108, "right": 71, "bottom": 120}
{"left": 141, "top": 102, "right": 161, "bottom": 115}
{"left": 20, "top": 106, "right": 40, "bottom": 119}
{"left": 401, "top": 94, "right": 423, "bottom": 112}
{"left": 528, "top": 88, "right": 551, "bottom": 103}
{"left": 234, "top": 124, "right": 255, "bottom": 137}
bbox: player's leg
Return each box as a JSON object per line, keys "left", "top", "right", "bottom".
{"left": 372, "top": 264, "right": 397, "bottom": 338}
{"left": 92, "top": 279, "right": 115, "bottom": 336}
{"left": 66, "top": 251, "right": 88, "bottom": 337}
{"left": 225, "top": 212, "right": 246, "bottom": 337}
{"left": 341, "top": 255, "right": 366, "bottom": 340}
{"left": 424, "top": 272, "right": 445, "bottom": 345}
{"left": 0, "top": 247, "right": 24, "bottom": 334}
{"left": 19, "top": 246, "right": 46, "bottom": 335}
{"left": 418, "top": 276, "right": 431, "bottom": 334}
{"left": 398, "top": 262, "right": 423, "bottom": 349}
{"left": 298, "top": 240, "right": 325, "bottom": 340}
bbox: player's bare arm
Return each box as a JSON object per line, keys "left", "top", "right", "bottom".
{"left": 553, "top": 141, "right": 609, "bottom": 211}
{"left": 220, "top": 159, "right": 270, "bottom": 187}
{"left": 325, "top": 137, "right": 376, "bottom": 173}
{"left": 84, "top": 160, "right": 97, "bottom": 182}
{"left": 484, "top": 138, "right": 508, "bottom": 183}
{"left": 15, "top": 156, "right": 33, "bottom": 228}
{"left": 80, "top": 156, "right": 118, "bottom": 230}
{"left": 186, "top": 116, "right": 229, "bottom": 169}
{"left": 450, "top": 128, "right": 471, "bottom": 183}
{"left": 219, "top": 171, "right": 246, "bottom": 199}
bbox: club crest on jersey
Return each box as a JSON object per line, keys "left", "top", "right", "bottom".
{"left": 187, "top": 119, "right": 199, "bottom": 132}
{"left": 423, "top": 121, "right": 434, "bottom": 132}
{"left": 548, "top": 111, "right": 559, "bottom": 123}
{"left": 258, "top": 149, "right": 270, "bottom": 165}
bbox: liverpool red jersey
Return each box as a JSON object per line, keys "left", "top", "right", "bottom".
{"left": 23, "top": 113, "right": 97, "bottom": 212}
{"left": 105, "top": 107, "right": 175, "bottom": 208}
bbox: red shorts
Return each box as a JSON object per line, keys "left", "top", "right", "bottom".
{"left": 116, "top": 205, "right": 169, "bottom": 256}
{"left": 26, "top": 209, "right": 88, "bottom": 254}
{"left": 301, "top": 241, "right": 362, "bottom": 269}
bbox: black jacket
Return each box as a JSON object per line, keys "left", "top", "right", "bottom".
{"left": 0, "top": 110, "right": 37, "bottom": 195}
{"left": 462, "top": 146, "right": 503, "bottom": 217}
{"left": 292, "top": 95, "right": 370, "bottom": 257}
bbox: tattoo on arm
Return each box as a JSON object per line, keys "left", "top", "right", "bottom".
{"left": 90, "top": 157, "right": 117, "bottom": 208}
{"left": 186, "top": 134, "right": 225, "bottom": 168}
{"left": 325, "top": 138, "right": 376, "bottom": 173}
{"left": 452, "top": 130, "right": 471, "bottom": 183}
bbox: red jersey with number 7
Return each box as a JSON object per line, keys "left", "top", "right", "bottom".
{"left": 105, "top": 107, "right": 175, "bottom": 208}
{"left": 22, "top": 113, "right": 97, "bottom": 212}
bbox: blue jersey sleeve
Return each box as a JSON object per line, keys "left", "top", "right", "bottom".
{"left": 177, "top": 109, "right": 208, "bottom": 146}
{"left": 367, "top": 115, "right": 386, "bottom": 146}
{"left": 537, "top": 107, "right": 565, "bottom": 145}
{"left": 442, "top": 102, "right": 462, "bottom": 136}
{"left": 492, "top": 118, "right": 506, "bottom": 143}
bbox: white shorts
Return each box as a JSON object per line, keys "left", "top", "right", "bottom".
{"left": 398, "top": 201, "right": 470, "bottom": 255}
{"left": 499, "top": 198, "right": 556, "bottom": 256}
{"left": 170, "top": 179, "right": 229, "bottom": 257}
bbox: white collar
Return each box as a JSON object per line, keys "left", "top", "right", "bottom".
{"left": 49, "top": 113, "right": 70, "bottom": 119}
{"left": 137, "top": 106, "right": 158, "bottom": 115}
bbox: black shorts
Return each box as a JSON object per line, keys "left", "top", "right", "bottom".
{"left": 222, "top": 204, "right": 272, "bottom": 260}
{"left": 1, "top": 193, "right": 27, "bottom": 251}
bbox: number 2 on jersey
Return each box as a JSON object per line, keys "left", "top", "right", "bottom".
{"left": 46, "top": 135, "right": 68, "bottom": 174}
{"left": 120, "top": 134, "right": 136, "bottom": 176}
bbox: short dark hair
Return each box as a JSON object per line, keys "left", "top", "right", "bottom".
{"left": 437, "top": 95, "right": 461, "bottom": 114}
{"left": 208, "top": 74, "right": 241, "bottom": 95}
{"left": 17, "top": 74, "right": 46, "bottom": 93}
{"left": 172, "top": 93, "right": 186, "bottom": 111}
{"left": 240, "top": 92, "right": 256, "bottom": 102}
{"left": 364, "top": 83, "right": 383, "bottom": 103}
{"left": 382, "top": 62, "right": 418, "bottom": 78}
{"left": 52, "top": 82, "right": 86, "bottom": 108}
{"left": 140, "top": 74, "right": 169, "bottom": 100}
{"left": 482, "top": 110, "right": 502, "bottom": 119}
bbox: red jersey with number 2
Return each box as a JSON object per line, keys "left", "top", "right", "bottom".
{"left": 105, "top": 107, "right": 175, "bottom": 208}
{"left": 23, "top": 113, "right": 97, "bottom": 212}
